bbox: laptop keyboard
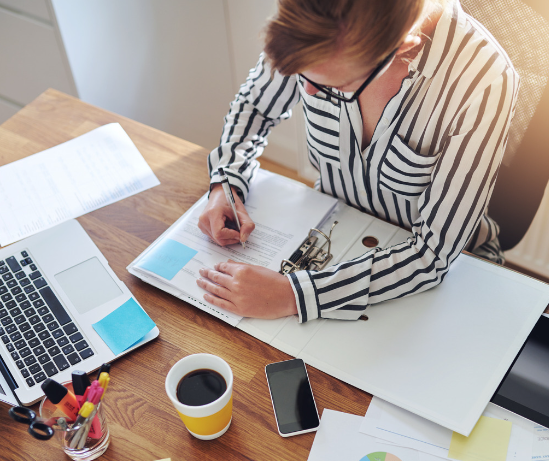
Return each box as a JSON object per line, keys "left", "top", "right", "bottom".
{"left": 0, "top": 250, "right": 94, "bottom": 388}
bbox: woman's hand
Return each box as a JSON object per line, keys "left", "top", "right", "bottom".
{"left": 198, "top": 184, "right": 255, "bottom": 246}
{"left": 196, "top": 260, "right": 298, "bottom": 319}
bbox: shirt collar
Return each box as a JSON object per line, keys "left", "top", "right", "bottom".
{"left": 409, "top": 0, "right": 467, "bottom": 78}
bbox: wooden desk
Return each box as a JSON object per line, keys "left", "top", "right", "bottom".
{"left": 0, "top": 90, "right": 369, "bottom": 461}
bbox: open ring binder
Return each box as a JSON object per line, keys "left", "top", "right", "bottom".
{"left": 280, "top": 221, "right": 338, "bottom": 275}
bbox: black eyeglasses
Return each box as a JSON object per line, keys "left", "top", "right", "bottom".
{"left": 299, "top": 47, "right": 399, "bottom": 103}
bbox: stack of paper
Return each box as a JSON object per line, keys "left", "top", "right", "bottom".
{"left": 0, "top": 123, "right": 160, "bottom": 246}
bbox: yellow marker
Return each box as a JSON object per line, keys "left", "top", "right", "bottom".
{"left": 449, "top": 416, "right": 512, "bottom": 461}
{"left": 98, "top": 372, "right": 110, "bottom": 399}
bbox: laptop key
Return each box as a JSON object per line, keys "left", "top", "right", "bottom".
{"left": 74, "top": 341, "right": 88, "bottom": 352}
{"left": 19, "top": 301, "right": 31, "bottom": 309}
{"left": 1, "top": 317, "right": 13, "bottom": 326}
{"left": 33, "top": 346, "right": 45, "bottom": 356}
{"left": 52, "top": 329, "right": 63, "bottom": 339}
{"left": 9, "top": 332, "right": 22, "bottom": 341}
{"left": 23, "top": 330, "right": 36, "bottom": 340}
{"left": 23, "top": 355, "right": 36, "bottom": 366}
{"left": 34, "top": 372, "right": 46, "bottom": 383}
{"left": 0, "top": 327, "right": 3, "bottom": 335}
{"left": 0, "top": 309, "right": 7, "bottom": 319}
{"left": 37, "top": 307, "right": 48, "bottom": 316}
{"left": 33, "top": 323, "right": 45, "bottom": 333}
{"left": 47, "top": 321, "right": 59, "bottom": 331}
{"left": 33, "top": 300, "right": 44, "bottom": 308}
{"left": 0, "top": 267, "right": 7, "bottom": 275}
{"left": 57, "top": 337, "right": 69, "bottom": 347}
{"left": 29, "top": 364, "right": 41, "bottom": 374}
{"left": 28, "top": 338, "right": 40, "bottom": 348}
{"left": 15, "top": 360, "right": 24, "bottom": 369}
{"left": 42, "top": 314, "right": 54, "bottom": 324}
{"left": 5, "top": 324, "right": 16, "bottom": 334}
{"left": 15, "top": 272, "right": 25, "bottom": 280}
{"left": 29, "top": 315, "right": 40, "bottom": 325}
{"left": 1, "top": 335, "right": 9, "bottom": 344}
{"left": 14, "top": 340, "right": 26, "bottom": 350}
{"left": 6, "top": 343, "right": 14, "bottom": 352}
{"left": 29, "top": 271, "right": 42, "bottom": 280}
{"left": 6, "top": 301, "right": 16, "bottom": 309}
{"left": 26, "top": 377, "right": 35, "bottom": 387}
{"left": 2, "top": 273, "right": 13, "bottom": 281}
{"left": 25, "top": 258, "right": 32, "bottom": 265}
{"left": 63, "top": 323, "right": 77, "bottom": 335}
{"left": 9, "top": 307, "right": 21, "bottom": 317}
{"left": 6, "top": 280, "right": 16, "bottom": 289}
{"left": 21, "top": 251, "right": 28, "bottom": 258}
{"left": 42, "top": 362, "right": 58, "bottom": 377}
{"left": 67, "top": 352, "right": 81, "bottom": 365}
{"left": 79, "top": 348, "right": 94, "bottom": 360}
{"left": 20, "top": 260, "right": 27, "bottom": 267}
{"left": 15, "top": 294, "right": 26, "bottom": 303}
{"left": 29, "top": 293, "right": 39, "bottom": 301}
{"left": 38, "top": 330, "right": 50, "bottom": 340}
{"left": 19, "top": 322, "right": 31, "bottom": 332}
{"left": 23, "top": 284, "right": 34, "bottom": 292}
{"left": 20, "top": 347, "right": 31, "bottom": 358}
{"left": 62, "top": 345, "right": 74, "bottom": 355}
{"left": 37, "top": 354, "right": 50, "bottom": 365}
{"left": 43, "top": 338, "right": 55, "bottom": 348}
{"left": 23, "top": 308, "right": 36, "bottom": 317}
{"left": 52, "top": 354, "right": 69, "bottom": 371}
{"left": 21, "top": 368, "right": 29, "bottom": 378}
{"left": 0, "top": 287, "right": 6, "bottom": 295}
{"left": 6, "top": 257, "right": 21, "bottom": 273}
{"left": 11, "top": 351, "right": 19, "bottom": 360}
{"left": 1, "top": 294, "right": 12, "bottom": 302}
{"left": 30, "top": 264, "right": 37, "bottom": 271}
{"left": 14, "top": 315, "right": 25, "bottom": 325}
{"left": 48, "top": 346, "right": 61, "bottom": 357}
{"left": 40, "top": 287, "right": 71, "bottom": 326}
{"left": 69, "top": 332, "right": 83, "bottom": 343}
{"left": 33, "top": 278, "right": 47, "bottom": 289}
{"left": 11, "top": 287, "right": 22, "bottom": 295}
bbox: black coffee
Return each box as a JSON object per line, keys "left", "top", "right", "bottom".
{"left": 177, "top": 369, "right": 227, "bottom": 406}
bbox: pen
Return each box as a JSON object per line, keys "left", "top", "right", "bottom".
{"left": 41, "top": 378, "right": 80, "bottom": 420}
{"left": 72, "top": 370, "right": 91, "bottom": 407}
{"left": 218, "top": 167, "right": 245, "bottom": 249}
{"left": 96, "top": 363, "right": 111, "bottom": 381}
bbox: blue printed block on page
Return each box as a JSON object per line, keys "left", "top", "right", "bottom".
{"left": 137, "top": 238, "right": 197, "bottom": 280}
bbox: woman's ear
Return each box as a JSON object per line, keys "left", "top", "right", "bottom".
{"left": 396, "top": 34, "right": 422, "bottom": 56}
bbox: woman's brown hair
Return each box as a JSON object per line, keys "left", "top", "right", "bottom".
{"left": 264, "top": 0, "right": 432, "bottom": 75}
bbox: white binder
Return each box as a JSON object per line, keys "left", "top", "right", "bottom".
{"left": 127, "top": 169, "right": 549, "bottom": 436}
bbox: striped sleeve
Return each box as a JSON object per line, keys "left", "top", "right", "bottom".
{"left": 288, "top": 63, "right": 519, "bottom": 323}
{"left": 208, "top": 53, "right": 301, "bottom": 201}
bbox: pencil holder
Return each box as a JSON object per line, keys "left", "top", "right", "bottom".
{"left": 39, "top": 382, "right": 110, "bottom": 461}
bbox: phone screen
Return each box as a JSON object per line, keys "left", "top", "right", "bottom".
{"left": 266, "top": 359, "right": 319, "bottom": 434}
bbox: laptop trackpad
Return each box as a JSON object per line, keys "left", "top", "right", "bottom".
{"left": 55, "top": 257, "right": 122, "bottom": 315}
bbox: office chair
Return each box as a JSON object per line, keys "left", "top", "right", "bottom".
{"left": 461, "top": 0, "right": 549, "bottom": 251}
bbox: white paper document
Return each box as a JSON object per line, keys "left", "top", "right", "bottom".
{"left": 309, "top": 409, "right": 447, "bottom": 461}
{"left": 360, "top": 397, "right": 533, "bottom": 461}
{"left": 0, "top": 372, "right": 18, "bottom": 406}
{"left": 0, "top": 123, "right": 160, "bottom": 246}
{"left": 130, "top": 169, "right": 338, "bottom": 326}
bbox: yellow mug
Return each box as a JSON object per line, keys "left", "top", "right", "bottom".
{"left": 165, "top": 353, "right": 233, "bottom": 440}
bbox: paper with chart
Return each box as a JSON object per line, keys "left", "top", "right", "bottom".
{"left": 0, "top": 123, "right": 160, "bottom": 246}
{"left": 360, "top": 397, "right": 533, "bottom": 461}
{"left": 308, "top": 409, "right": 449, "bottom": 461}
{"left": 132, "top": 169, "right": 338, "bottom": 326}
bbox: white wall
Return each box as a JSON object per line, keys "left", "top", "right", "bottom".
{"left": 51, "top": 0, "right": 312, "bottom": 177}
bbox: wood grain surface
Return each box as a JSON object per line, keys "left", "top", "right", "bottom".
{"left": 0, "top": 89, "right": 370, "bottom": 461}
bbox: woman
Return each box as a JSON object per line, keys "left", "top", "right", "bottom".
{"left": 197, "top": 0, "right": 519, "bottom": 322}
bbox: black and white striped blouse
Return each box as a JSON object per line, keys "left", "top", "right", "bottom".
{"left": 208, "top": 0, "right": 519, "bottom": 323}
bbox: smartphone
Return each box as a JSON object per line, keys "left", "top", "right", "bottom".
{"left": 265, "top": 358, "right": 320, "bottom": 437}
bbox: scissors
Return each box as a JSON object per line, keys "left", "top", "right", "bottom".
{"left": 8, "top": 406, "right": 55, "bottom": 440}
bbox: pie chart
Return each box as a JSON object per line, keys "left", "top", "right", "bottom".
{"left": 360, "top": 453, "right": 403, "bottom": 461}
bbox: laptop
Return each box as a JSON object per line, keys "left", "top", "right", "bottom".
{"left": 0, "top": 219, "right": 159, "bottom": 406}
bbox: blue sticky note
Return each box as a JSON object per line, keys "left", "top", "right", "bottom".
{"left": 92, "top": 298, "right": 156, "bottom": 356}
{"left": 137, "top": 238, "right": 197, "bottom": 280}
